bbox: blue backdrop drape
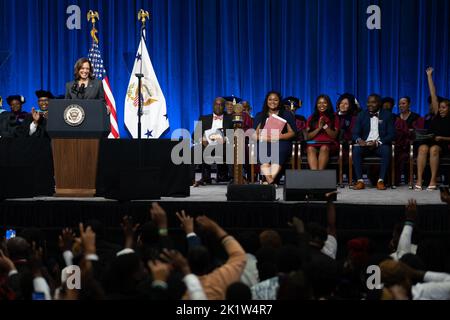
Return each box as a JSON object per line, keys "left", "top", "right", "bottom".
{"left": 0, "top": 0, "right": 449, "bottom": 138}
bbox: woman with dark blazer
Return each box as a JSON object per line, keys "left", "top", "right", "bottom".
{"left": 65, "top": 57, "right": 107, "bottom": 109}
{"left": 253, "top": 91, "right": 297, "bottom": 185}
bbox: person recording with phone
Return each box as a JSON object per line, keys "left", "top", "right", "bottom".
{"left": 65, "top": 57, "right": 108, "bottom": 111}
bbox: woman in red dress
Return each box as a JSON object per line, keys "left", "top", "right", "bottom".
{"left": 306, "top": 95, "right": 340, "bottom": 170}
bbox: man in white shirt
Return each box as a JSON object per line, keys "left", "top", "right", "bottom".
{"left": 192, "top": 97, "right": 233, "bottom": 186}
{"left": 352, "top": 94, "right": 396, "bottom": 190}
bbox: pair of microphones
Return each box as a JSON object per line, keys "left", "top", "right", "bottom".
{"left": 71, "top": 83, "right": 86, "bottom": 98}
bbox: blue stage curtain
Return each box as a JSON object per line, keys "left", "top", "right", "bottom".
{"left": 0, "top": 0, "right": 449, "bottom": 138}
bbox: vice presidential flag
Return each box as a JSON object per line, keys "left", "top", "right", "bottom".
{"left": 124, "top": 31, "right": 169, "bottom": 139}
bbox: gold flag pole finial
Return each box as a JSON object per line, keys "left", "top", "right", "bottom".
{"left": 87, "top": 10, "right": 100, "bottom": 44}
{"left": 138, "top": 9, "right": 150, "bottom": 26}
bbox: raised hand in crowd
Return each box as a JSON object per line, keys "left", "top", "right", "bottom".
{"left": 161, "top": 249, "right": 191, "bottom": 276}
{"left": 196, "top": 215, "right": 228, "bottom": 239}
{"left": 405, "top": 199, "right": 417, "bottom": 222}
{"left": 150, "top": 202, "right": 168, "bottom": 234}
{"left": 176, "top": 210, "right": 194, "bottom": 235}
{"left": 31, "top": 107, "right": 41, "bottom": 124}
{"left": 79, "top": 223, "right": 96, "bottom": 255}
{"left": 440, "top": 187, "right": 450, "bottom": 205}
{"left": 121, "top": 216, "right": 140, "bottom": 249}
{"left": 0, "top": 249, "right": 16, "bottom": 274}
{"left": 58, "top": 228, "right": 75, "bottom": 252}
{"left": 288, "top": 217, "right": 305, "bottom": 234}
{"left": 326, "top": 191, "right": 338, "bottom": 237}
{"left": 30, "top": 242, "right": 44, "bottom": 278}
{"left": 147, "top": 259, "right": 172, "bottom": 283}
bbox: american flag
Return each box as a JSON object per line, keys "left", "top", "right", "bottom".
{"left": 88, "top": 42, "right": 120, "bottom": 139}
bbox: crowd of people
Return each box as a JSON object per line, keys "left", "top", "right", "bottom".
{"left": 1, "top": 192, "right": 450, "bottom": 300}
{"left": 193, "top": 67, "right": 450, "bottom": 190}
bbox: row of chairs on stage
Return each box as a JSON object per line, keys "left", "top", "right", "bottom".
{"left": 216, "top": 140, "right": 450, "bottom": 188}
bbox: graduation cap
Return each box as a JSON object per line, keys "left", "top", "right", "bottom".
{"left": 35, "top": 90, "right": 55, "bottom": 99}
{"left": 223, "top": 96, "right": 243, "bottom": 104}
{"left": 282, "top": 96, "right": 302, "bottom": 110}
{"left": 6, "top": 95, "right": 26, "bottom": 105}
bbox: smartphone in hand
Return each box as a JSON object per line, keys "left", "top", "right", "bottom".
{"left": 5, "top": 229, "right": 16, "bottom": 240}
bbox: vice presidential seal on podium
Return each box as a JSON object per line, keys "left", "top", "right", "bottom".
{"left": 47, "top": 99, "right": 110, "bottom": 197}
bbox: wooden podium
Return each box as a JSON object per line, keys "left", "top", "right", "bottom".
{"left": 47, "top": 99, "right": 110, "bottom": 197}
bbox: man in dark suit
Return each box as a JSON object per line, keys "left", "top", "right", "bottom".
{"left": 192, "top": 97, "right": 233, "bottom": 186}
{"left": 352, "top": 94, "right": 396, "bottom": 190}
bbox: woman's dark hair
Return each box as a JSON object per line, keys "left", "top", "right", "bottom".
{"left": 441, "top": 99, "right": 450, "bottom": 109}
{"left": 73, "top": 57, "right": 95, "bottom": 81}
{"left": 309, "top": 94, "right": 336, "bottom": 130}
{"left": 259, "top": 91, "right": 284, "bottom": 130}
{"left": 336, "top": 93, "right": 358, "bottom": 116}
{"left": 400, "top": 96, "right": 411, "bottom": 104}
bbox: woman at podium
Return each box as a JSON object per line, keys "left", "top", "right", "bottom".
{"left": 65, "top": 57, "right": 106, "bottom": 106}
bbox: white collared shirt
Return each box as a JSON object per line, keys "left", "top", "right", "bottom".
{"left": 211, "top": 113, "right": 223, "bottom": 131}
{"left": 367, "top": 113, "right": 380, "bottom": 142}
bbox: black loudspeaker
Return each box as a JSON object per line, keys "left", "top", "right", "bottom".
{"left": 0, "top": 166, "right": 35, "bottom": 200}
{"left": 227, "top": 184, "right": 276, "bottom": 201}
{"left": 104, "top": 167, "right": 161, "bottom": 201}
{"left": 284, "top": 170, "right": 337, "bottom": 201}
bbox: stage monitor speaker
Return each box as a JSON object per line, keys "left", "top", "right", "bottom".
{"left": 104, "top": 167, "right": 162, "bottom": 201}
{"left": 284, "top": 170, "right": 337, "bottom": 201}
{"left": 0, "top": 166, "right": 35, "bottom": 200}
{"left": 227, "top": 184, "right": 276, "bottom": 201}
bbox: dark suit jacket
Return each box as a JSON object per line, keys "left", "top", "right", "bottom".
{"left": 65, "top": 79, "right": 106, "bottom": 105}
{"left": 352, "top": 109, "right": 396, "bottom": 145}
{"left": 15, "top": 114, "right": 49, "bottom": 138}
{"left": 192, "top": 114, "right": 233, "bottom": 143}
{"left": 0, "top": 112, "right": 21, "bottom": 138}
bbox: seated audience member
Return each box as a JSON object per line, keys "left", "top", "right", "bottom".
{"left": 192, "top": 97, "right": 233, "bottom": 186}
{"left": 382, "top": 97, "right": 397, "bottom": 118}
{"left": 224, "top": 96, "right": 242, "bottom": 116}
{"left": 379, "top": 259, "right": 450, "bottom": 300}
{"left": 389, "top": 97, "right": 423, "bottom": 185}
{"left": 283, "top": 96, "right": 307, "bottom": 142}
{"left": 7, "top": 95, "right": 28, "bottom": 125}
{"left": 336, "top": 93, "right": 359, "bottom": 144}
{"left": 352, "top": 94, "right": 396, "bottom": 190}
{"left": 398, "top": 97, "right": 423, "bottom": 130}
{"left": 17, "top": 90, "right": 55, "bottom": 138}
{"left": 0, "top": 99, "right": 19, "bottom": 138}
{"left": 253, "top": 91, "right": 297, "bottom": 185}
{"left": 424, "top": 95, "right": 445, "bottom": 129}
{"left": 242, "top": 101, "right": 253, "bottom": 118}
{"left": 415, "top": 68, "right": 450, "bottom": 191}
{"left": 224, "top": 96, "right": 253, "bottom": 131}
{"left": 306, "top": 95, "right": 340, "bottom": 170}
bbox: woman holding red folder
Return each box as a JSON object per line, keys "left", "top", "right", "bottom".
{"left": 254, "top": 91, "right": 297, "bottom": 185}
{"left": 306, "top": 95, "right": 340, "bottom": 170}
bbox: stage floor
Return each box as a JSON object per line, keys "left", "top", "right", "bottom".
{"left": 8, "top": 185, "right": 444, "bottom": 206}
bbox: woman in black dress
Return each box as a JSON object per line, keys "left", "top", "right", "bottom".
{"left": 415, "top": 67, "right": 450, "bottom": 190}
